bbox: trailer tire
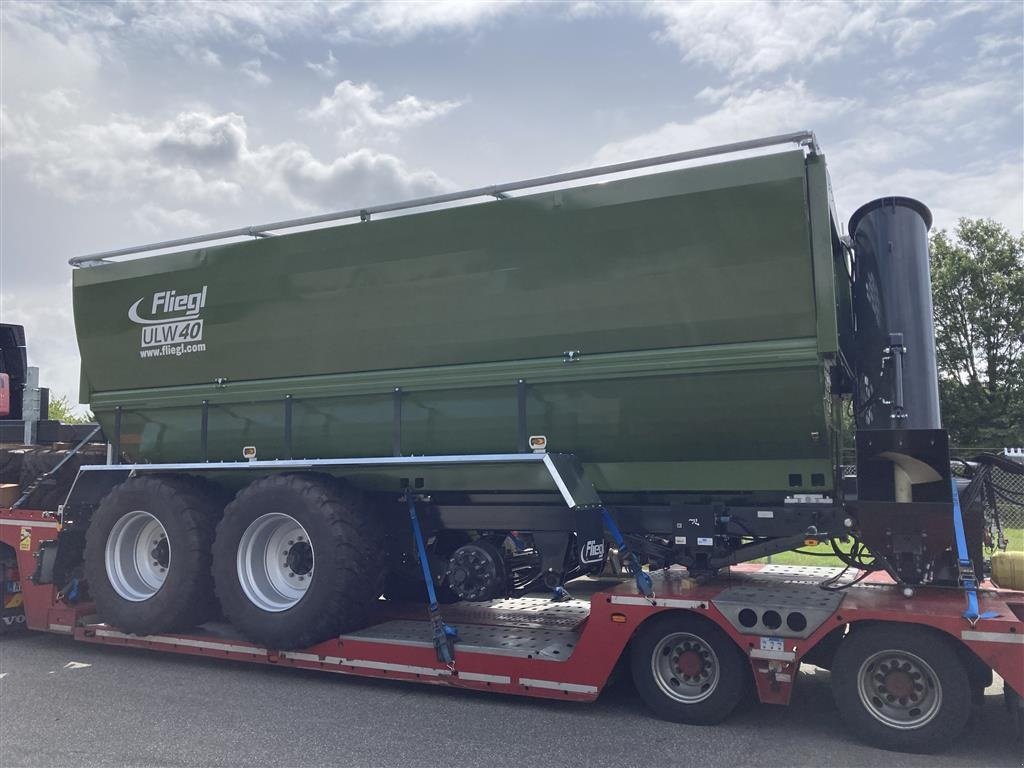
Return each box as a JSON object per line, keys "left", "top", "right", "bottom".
{"left": 630, "top": 612, "right": 749, "bottom": 725}
{"left": 213, "top": 474, "right": 384, "bottom": 650}
{"left": 18, "top": 449, "right": 57, "bottom": 508}
{"left": 16, "top": 448, "right": 105, "bottom": 511}
{"left": 84, "top": 476, "right": 219, "bottom": 634}
{"left": 0, "top": 448, "right": 27, "bottom": 485}
{"left": 831, "top": 624, "right": 971, "bottom": 753}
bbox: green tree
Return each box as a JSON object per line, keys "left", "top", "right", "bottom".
{"left": 48, "top": 394, "right": 94, "bottom": 425}
{"left": 930, "top": 219, "right": 1024, "bottom": 447}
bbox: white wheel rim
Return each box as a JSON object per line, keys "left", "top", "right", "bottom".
{"left": 236, "top": 513, "right": 314, "bottom": 612}
{"left": 105, "top": 511, "right": 170, "bottom": 601}
{"left": 856, "top": 649, "right": 943, "bottom": 730}
{"left": 651, "top": 631, "right": 720, "bottom": 704}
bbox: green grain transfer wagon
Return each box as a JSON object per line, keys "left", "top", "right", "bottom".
{"left": 58, "top": 133, "right": 968, "bottom": 654}
{"left": 73, "top": 145, "right": 849, "bottom": 496}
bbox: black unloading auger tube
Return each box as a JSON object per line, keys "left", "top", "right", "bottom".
{"left": 849, "top": 196, "right": 940, "bottom": 431}
{"left": 848, "top": 196, "right": 978, "bottom": 587}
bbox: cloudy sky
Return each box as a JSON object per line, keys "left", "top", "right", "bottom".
{"left": 2, "top": 0, "right": 1022, "bottom": 408}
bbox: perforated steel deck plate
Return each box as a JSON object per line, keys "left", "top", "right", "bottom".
{"left": 713, "top": 582, "right": 844, "bottom": 639}
{"left": 439, "top": 596, "right": 590, "bottom": 631}
{"left": 754, "top": 564, "right": 845, "bottom": 580}
{"left": 342, "top": 620, "right": 579, "bottom": 660}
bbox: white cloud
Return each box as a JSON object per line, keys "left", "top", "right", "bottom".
{"left": 243, "top": 32, "right": 279, "bottom": 59}
{"left": 155, "top": 112, "right": 248, "bottom": 167}
{"left": 592, "top": 80, "right": 855, "bottom": 164}
{"left": 35, "top": 88, "right": 80, "bottom": 112}
{"left": 341, "top": 1, "right": 522, "bottom": 42}
{"left": 305, "top": 80, "right": 462, "bottom": 145}
{"left": 252, "top": 144, "right": 450, "bottom": 211}
{"left": 832, "top": 157, "right": 1023, "bottom": 234}
{"left": 5, "top": 105, "right": 450, "bottom": 214}
{"left": 173, "top": 42, "right": 221, "bottom": 67}
{"left": 3, "top": 110, "right": 243, "bottom": 203}
{"left": 305, "top": 50, "right": 338, "bottom": 78}
{"left": 641, "top": 1, "right": 944, "bottom": 76}
{"left": 239, "top": 58, "right": 270, "bottom": 86}
{"left": 132, "top": 203, "right": 212, "bottom": 235}
{"left": 0, "top": 3, "right": 105, "bottom": 96}
{"left": 1, "top": 0, "right": 521, "bottom": 83}
{"left": 591, "top": 77, "right": 1022, "bottom": 234}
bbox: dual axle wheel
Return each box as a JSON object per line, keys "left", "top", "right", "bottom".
{"left": 631, "top": 616, "right": 973, "bottom": 754}
{"left": 83, "top": 474, "right": 383, "bottom": 649}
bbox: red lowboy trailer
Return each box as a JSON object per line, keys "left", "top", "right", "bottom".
{"left": 3, "top": 505, "right": 1022, "bottom": 754}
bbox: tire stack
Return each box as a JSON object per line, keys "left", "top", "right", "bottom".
{"left": 0, "top": 448, "right": 29, "bottom": 488}
{"left": 0, "top": 445, "right": 106, "bottom": 511}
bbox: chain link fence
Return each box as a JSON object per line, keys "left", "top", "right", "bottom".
{"left": 953, "top": 449, "right": 1024, "bottom": 553}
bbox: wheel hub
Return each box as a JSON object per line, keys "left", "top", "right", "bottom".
{"left": 858, "top": 650, "right": 941, "bottom": 729}
{"left": 150, "top": 537, "right": 169, "bottom": 569}
{"left": 237, "top": 513, "right": 315, "bottom": 612}
{"left": 675, "top": 649, "right": 705, "bottom": 679}
{"left": 445, "top": 541, "right": 506, "bottom": 602}
{"left": 284, "top": 541, "right": 313, "bottom": 576}
{"left": 651, "top": 631, "right": 720, "bottom": 703}
{"left": 105, "top": 510, "right": 171, "bottom": 602}
{"left": 880, "top": 666, "right": 916, "bottom": 700}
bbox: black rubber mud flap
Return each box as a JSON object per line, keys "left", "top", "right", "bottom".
{"left": 83, "top": 476, "right": 220, "bottom": 634}
{"left": 212, "top": 473, "right": 385, "bottom": 650}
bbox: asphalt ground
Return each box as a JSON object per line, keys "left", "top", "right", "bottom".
{"left": 0, "top": 631, "right": 1020, "bottom": 768}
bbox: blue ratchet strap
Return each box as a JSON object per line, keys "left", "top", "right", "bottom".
{"left": 949, "top": 477, "right": 997, "bottom": 625}
{"left": 551, "top": 585, "right": 572, "bottom": 602}
{"left": 599, "top": 506, "right": 654, "bottom": 601}
{"left": 406, "top": 494, "right": 459, "bottom": 664}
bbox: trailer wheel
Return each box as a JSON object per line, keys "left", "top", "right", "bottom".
{"left": 212, "top": 474, "right": 384, "bottom": 650}
{"left": 83, "top": 476, "right": 219, "bottom": 634}
{"left": 630, "top": 612, "right": 748, "bottom": 724}
{"left": 831, "top": 624, "right": 971, "bottom": 753}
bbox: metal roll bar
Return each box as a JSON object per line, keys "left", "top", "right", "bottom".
{"left": 70, "top": 130, "right": 819, "bottom": 267}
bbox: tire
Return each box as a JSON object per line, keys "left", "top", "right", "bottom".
{"left": 831, "top": 624, "right": 972, "bottom": 753}
{"left": 0, "top": 448, "right": 27, "bottom": 485}
{"left": 630, "top": 612, "right": 749, "bottom": 724}
{"left": 17, "top": 448, "right": 105, "bottom": 511}
{"left": 83, "top": 476, "right": 219, "bottom": 634}
{"left": 17, "top": 449, "right": 55, "bottom": 508}
{"left": 212, "top": 474, "right": 385, "bottom": 650}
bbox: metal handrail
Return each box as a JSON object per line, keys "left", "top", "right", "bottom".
{"left": 69, "top": 130, "right": 818, "bottom": 267}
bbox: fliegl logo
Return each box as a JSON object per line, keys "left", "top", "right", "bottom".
{"left": 580, "top": 538, "right": 606, "bottom": 565}
{"left": 129, "top": 287, "right": 209, "bottom": 360}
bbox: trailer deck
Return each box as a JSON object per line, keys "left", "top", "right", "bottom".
{"left": 5, "top": 506, "right": 1022, "bottom": 715}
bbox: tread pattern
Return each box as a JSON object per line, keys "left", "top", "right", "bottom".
{"left": 630, "top": 612, "right": 749, "bottom": 725}
{"left": 213, "top": 473, "right": 386, "bottom": 650}
{"left": 15, "top": 448, "right": 105, "bottom": 511}
{"left": 83, "top": 475, "right": 220, "bottom": 634}
{"left": 831, "top": 624, "right": 972, "bottom": 753}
